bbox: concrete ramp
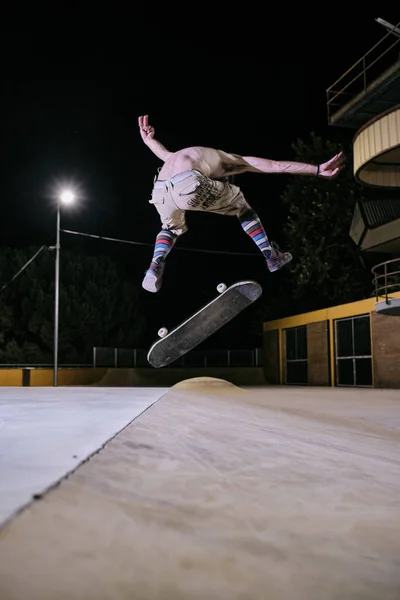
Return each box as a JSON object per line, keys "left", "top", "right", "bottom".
{"left": 1, "top": 385, "right": 400, "bottom": 599}
{"left": 171, "top": 376, "right": 245, "bottom": 394}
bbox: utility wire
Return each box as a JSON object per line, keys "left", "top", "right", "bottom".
{"left": 0, "top": 225, "right": 259, "bottom": 294}
{"left": 0, "top": 246, "right": 48, "bottom": 293}
{"left": 61, "top": 228, "right": 259, "bottom": 257}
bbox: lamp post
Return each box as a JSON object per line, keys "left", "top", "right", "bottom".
{"left": 53, "top": 189, "right": 75, "bottom": 387}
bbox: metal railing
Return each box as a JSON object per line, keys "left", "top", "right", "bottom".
{"left": 371, "top": 257, "right": 400, "bottom": 302}
{"left": 92, "top": 346, "right": 264, "bottom": 369}
{"left": 326, "top": 20, "right": 400, "bottom": 122}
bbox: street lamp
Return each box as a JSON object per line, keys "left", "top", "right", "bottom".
{"left": 53, "top": 189, "right": 75, "bottom": 387}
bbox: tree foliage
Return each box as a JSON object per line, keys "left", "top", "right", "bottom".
{"left": 262, "top": 133, "right": 373, "bottom": 319}
{"left": 0, "top": 246, "right": 146, "bottom": 364}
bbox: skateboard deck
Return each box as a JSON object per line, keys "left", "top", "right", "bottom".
{"left": 147, "top": 280, "right": 262, "bottom": 368}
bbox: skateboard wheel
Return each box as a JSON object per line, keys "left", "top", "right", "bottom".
{"left": 217, "top": 283, "right": 227, "bottom": 293}
{"left": 158, "top": 327, "right": 168, "bottom": 338}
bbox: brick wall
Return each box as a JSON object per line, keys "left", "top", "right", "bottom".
{"left": 307, "top": 320, "right": 330, "bottom": 386}
{"left": 371, "top": 312, "right": 400, "bottom": 388}
{"left": 263, "top": 329, "right": 280, "bottom": 384}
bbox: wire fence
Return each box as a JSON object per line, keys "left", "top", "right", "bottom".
{"left": 93, "top": 347, "right": 264, "bottom": 369}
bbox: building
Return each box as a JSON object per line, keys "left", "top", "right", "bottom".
{"left": 263, "top": 18, "right": 400, "bottom": 388}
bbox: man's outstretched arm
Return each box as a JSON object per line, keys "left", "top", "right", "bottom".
{"left": 138, "top": 115, "right": 173, "bottom": 162}
{"left": 241, "top": 151, "right": 345, "bottom": 179}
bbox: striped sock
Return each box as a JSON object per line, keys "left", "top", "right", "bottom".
{"left": 149, "top": 229, "right": 177, "bottom": 269}
{"left": 238, "top": 208, "right": 273, "bottom": 259}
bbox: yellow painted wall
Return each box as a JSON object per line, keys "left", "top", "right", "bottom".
{"left": 0, "top": 368, "right": 107, "bottom": 387}
{"left": 0, "top": 369, "right": 23, "bottom": 386}
{"left": 29, "top": 368, "right": 107, "bottom": 386}
{"left": 263, "top": 295, "right": 400, "bottom": 331}
{"left": 29, "top": 369, "right": 53, "bottom": 386}
{"left": 59, "top": 368, "right": 107, "bottom": 386}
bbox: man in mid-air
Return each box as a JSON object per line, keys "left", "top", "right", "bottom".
{"left": 138, "top": 115, "right": 345, "bottom": 293}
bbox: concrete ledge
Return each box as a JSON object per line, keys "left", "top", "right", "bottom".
{"left": 0, "top": 367, "right": 267, "bottom": 388}
{"left": 376, "top": 298, "right": 400, "bottom": 316}
{"left": 95, "top": 367, "right": 269, "bottom": 387}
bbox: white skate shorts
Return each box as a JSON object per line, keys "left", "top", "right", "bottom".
{"left": 149, "top": 170, "right": 248, "bottom": 236}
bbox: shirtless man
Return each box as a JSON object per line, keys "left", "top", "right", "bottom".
{"left": 138, "top": 115, "right": 345, "bottom": 293}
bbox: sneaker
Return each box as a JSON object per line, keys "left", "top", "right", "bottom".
{"left": 266, "top": 242, "right": 293, "bottom": 273}
{"left": 142, "top": 263, "right": 165, "bottom": 293}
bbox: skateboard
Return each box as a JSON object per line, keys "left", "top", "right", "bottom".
{"left": 147, "top": 280, "right": 262, "bottom": 368}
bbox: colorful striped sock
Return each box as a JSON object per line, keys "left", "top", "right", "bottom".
{"left": 149, "top": 229, "right": 177, "bottom": 269}
{"left": 238, "top": 208, "right": 273, "bottom": 259}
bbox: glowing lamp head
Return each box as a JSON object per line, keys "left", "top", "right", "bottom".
{"left": 59, "top": 190, "right": 75, "bottom": 205}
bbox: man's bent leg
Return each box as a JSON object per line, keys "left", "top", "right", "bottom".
{"left": 142, "top": 199, "right": 187, "bottom": 293}
{"left": 184, "top": 177, "right": 293, "bottom": 274}
{"left": 237, "top": 205, "right": 292, "bottom": 272}
{"left": 142, "top": 229, "right": 178, "bottom": 293}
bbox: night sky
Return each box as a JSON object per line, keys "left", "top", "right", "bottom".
{"left": 1, "top": 12, "right": 397, "bottom": 345}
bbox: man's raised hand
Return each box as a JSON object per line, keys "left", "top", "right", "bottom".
{"left": 318, "top": 151, "right": 345, "bottom": 179}
{"left": 138, "top": 115, "right": 155, "bottom": 143}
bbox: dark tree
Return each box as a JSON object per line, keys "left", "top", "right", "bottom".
{"left": 0, "top": 246, "right": 146, "bottom": 364}
{"left": 260, "top": 133, "right": 373, "bottom": 321}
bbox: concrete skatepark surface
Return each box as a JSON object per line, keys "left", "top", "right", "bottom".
{"left": 0, "top": 386, "right": 168, "bottom": 526}
{"left": 0, "top": 377, "right": 400, "bottom": 599}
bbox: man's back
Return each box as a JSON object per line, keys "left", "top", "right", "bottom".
{"left": 157, "top": 146, "right": 243, "bottom": 180}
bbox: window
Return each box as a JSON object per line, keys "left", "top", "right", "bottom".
{"left": 335, "top": 315, "right": 372, "bottom": 387}
{"left": 285, "top": 326, "right": 307, "bottom": 384}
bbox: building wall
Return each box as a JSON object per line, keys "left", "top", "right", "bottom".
{"left": 307, "top": 320, "right": 330, "bottom": 386}
{"left": 263, "top": 292, "right": 400, "bottom": 389}
{"left": 281, "top": 331, "right": 287, "bottom": 384}
{"left": 263, "top": 329, "right": 280, "bottom": 384}
{"left": 371, "top": 312, "right": 400, "bottom": 388}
